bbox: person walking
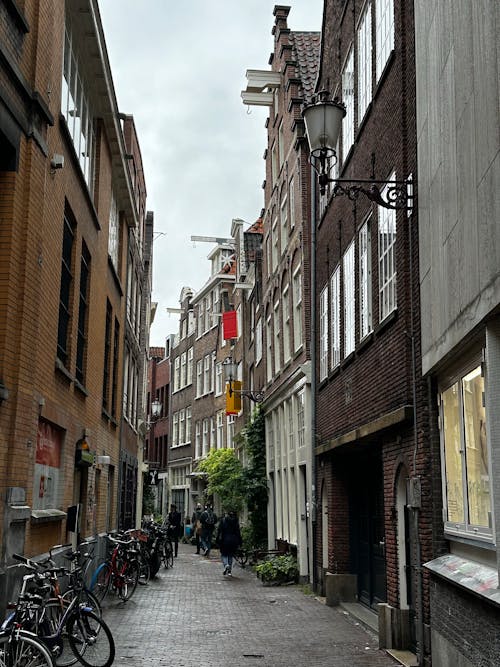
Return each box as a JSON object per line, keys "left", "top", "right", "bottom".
{"left": 167, "top": 503, "right": 182, "bottom": 557}
{"left": 200, "top": 504, "right": 217, "bottom": 557}
{"left": 191, "top": 502, "right": 203, "bottom": 554}
{"left": 216, "top": 510, "right": 242, "bottom": 576}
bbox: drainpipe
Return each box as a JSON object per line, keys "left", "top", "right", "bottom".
{"left": 408, "top": 204, "right": 425, "bottom": 665}
{"left": 310, "top": 162, "right": 318, "bottom": 590}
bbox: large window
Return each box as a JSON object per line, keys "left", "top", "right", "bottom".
{"left": 61, "top": 27, "right": 95, "bottom": 191}
{"left": 108, "top": 192, "right": 119, "bottom": 270}
{"left": 76, "top": 242, "right": 90, "bottom": 385}
{"left": 282, "top": 286, "right": 291, "bottom": 363}
{"left": 376, "top": 0, "right": 394, "bottom": 81}
{"left": 343, "top": 242, "right": 355, "bottom": 357}
{"left": 57, "top": 213, "right": 75, "bottom": 366}
{"left": 342, "top": 48, "right": 354, "bottom": 159}
{"left": 280, "top": 196, "right": 288, "bottom": 253}
{"left": 273, "top": 300, "right": 281, "bottom": 373}
{"left": 359, "top": 219, "right": 372, "bottom": 339}
{"left": 319, "top": 285, "right": 329, "bottom": 381}
{"left": 330, "top": 266, "right": 341, "bottom": 369}
{"left": 441, "top": 364, "right": 491, "bottom": 539}
{"left": 357, "top": 2, "right": 372, "bottom": 123}
{"left": 378, "top": 183, "right": 397, "bottom": 320}
{"left": 293, "top": 268, "right": 303, "bottom": 351}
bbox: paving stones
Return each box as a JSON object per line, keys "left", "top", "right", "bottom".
{"left": 102, "top": 544, "right": 398, "bottom": 667}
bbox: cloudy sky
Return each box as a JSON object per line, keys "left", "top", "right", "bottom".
{"left": 98, "top": 1, "right": 323, "bottom": 347}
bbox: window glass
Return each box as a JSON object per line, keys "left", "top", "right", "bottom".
{"left": 342, "top": 49, "right": 354, "bottom": 159}
{"left": 358, "top": 3, "right": 372, "bottom": 123}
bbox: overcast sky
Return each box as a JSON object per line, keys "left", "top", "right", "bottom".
{"left": 98, "top": 1, "right": 323, "bottom": 347}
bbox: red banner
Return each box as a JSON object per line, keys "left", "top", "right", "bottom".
{"left": 223, "top": 310, "right": 238, "bottom": 339}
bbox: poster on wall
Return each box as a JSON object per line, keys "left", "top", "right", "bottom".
{"left": 33, "top": 420, "right": 62, "bottom": 510}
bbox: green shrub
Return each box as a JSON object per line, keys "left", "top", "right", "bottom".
{"left": 255, "top": 554, "right": 299, "bottom": 585}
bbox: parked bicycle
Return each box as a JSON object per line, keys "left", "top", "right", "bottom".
{"left": 3, "top": 554, "right": 115, "bottom": 667}
{"left": 90, "top": 535, "right": 139, "bottom": 603}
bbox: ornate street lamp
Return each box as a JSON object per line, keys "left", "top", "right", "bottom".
{"left": 223, "top": 357, "right": 264, "bottom": 404}
{"left": 150, "top": 398, "right": 162, "bottom": 421}
{"left": 302, "top": 91, "right": 413, "bottom": 210}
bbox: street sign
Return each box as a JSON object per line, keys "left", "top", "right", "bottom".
{"left": 148, "top": 470, "right": 159, "bottom": 485}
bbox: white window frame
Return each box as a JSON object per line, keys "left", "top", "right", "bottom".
{"left": 331, "top": 265, "right": 341, "bottom": 368}
{"left": 376, "top": 0, "right": 394, "bottom": 81}
{"left": 359, "top": 219, "right": 372, "bottom": 339}
{"left": 203, "top": 354, "right": 211, "bottom": 395}
{"left": 282, "top": 286, "right": 291, "bottom": 363}
{"left": 293, "top": 267, "right": 303, "bottom": 351}
{"left": 180, "top": 352, "right": 187, "bottom": 388}
{"left": 216, "top": 410, "right": 224, "bottom": 449}
{"left": 280, "top": 195, "right": 288, "bottom": 253}
{"left": 266, "top": 316, "right": 273, "bottom": 383}
{"left": 172, "top": 412, "right": 179, "bottom": 447}
{"left": 196, "top": 359, "right": 203, "bottom": 397}
{"left": 187, "top": 347, "right": 193, "bottom": 385}
{"left": 185, "top": 406, "right": 191, "bottom": 444}
{"left": 255, "top": 318, "right": 263, "bottom": 364}
{"left": 342, "top": 48, "right": 354, "bottom": 159}
{"left": 195, "top": 421, "right": 201, "bottom": 459}
{"left": 320, "top": 285, "right": 329, "bottom": 381}
{"left": 289, "top": 176, "right": 295, "bottom": 230}
{"left": 343, "top": 242, "right": 355, "bottom": 357}
{"left": 357, "top": 2, "right": 372, "bottom": 123}
{"left": 378, "top": 178, "right": 397, "bottom": 320}
{"left": 274, "top": 300, "right": 281, "bottom": 374}
{"left": 272, "top": 216, "right": 279, "bottom": 272}
{"left": 215, "top": 361, "right": 223, "bottom": 396}
{"left": 202, "top": 418, "right": 210, "bottom": 456}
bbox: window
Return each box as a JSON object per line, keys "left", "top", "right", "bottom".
{"left": 108, "top": 192, "right": 119, "bottom": 270}
{"left": 185, "top": 407, "right": 192, "bottom": 444}
{"left": 297, "top": 390, "right": 305, "bottom": 448}
{"left": 187, "top": 347, "right": 193, "bottom": 385}
{"left": 205, "top": 294, "right": 211, "bottom": 332}
{"left": 274, "top": 300, "right": 281, "bottom": 373}
{"left": 173, "top": 357, "right": 180, "bottom": 393}
{"left": 278, "top": 122, "right": 284, "bottom": 167}
{"left": 180, "top": 352, "right": 187, "bottom": 388}
{"left": 215, "top": 361, "right": 223, "bottom": 396}
{"left": 33, "top": 420, "right": 63, "bottom": 510}
{"left": 203, "top": 354, "right": 211, "bottom": 394}
{"left": 271, "top": 142, "right": 278, "bottom": 185}
{"left": 61, "top": 27, "right": 95, "bottom": 191}
{"left": 102, "top": 300, "right": 112, "bottom": 410}
{"left": 172, "top": 413, "right": 179, "bottom": 447}
{"left": 272, "top": 216, "right": 279, "bottom": 272}
{"left": 255, "top": 318, "right": 263, "bottom": 364}
{"left": 196, "top": 360, "right": 203, "bottom": 397}
{"left": 217, "top": 411, "right": 224, "bottom": 449}
{"left": 359, "top": 220, "right": 372, "bottom": 339}
{"left": 76, "top": 242, "right": 90, "bottom": 385}
{"left": 227, "top": 415, "right": 235, "bottom": 448}
{"left": 283, "top": 286, "right": 291, "bottom": 363}
{"left": 293, "top": 268, "right": 303, "bottom": 351}
{"left": 195, "top": 422, "right": 201, "bottom": 459}
{"left": 320, "top": 285, "right": 329, "bottom": 381}
{"left": 331, "top": 266, "right": 341, "bottom": 368}
{"left": 376, "top": 0, "right": 394, "bottom": 81}
{"left": 111, "top": 318, "right": 119, "bottom": 417}
{"left": 57, "top": 213, "right": 75, "bottom": 366}
{"left": 280, "top": 196, "right": 288, "bottom": 252}
{"left": 288, "top": 398, "right": 295, "bottom": 451}
{"left": 357, "top": 3, "right": 372, "bottom": 123}
{"left": 266, "top": 316, "right": 273, "bottom": 383}
{"left": 440, "top": 364, "right": 491, "bottom": 539}
{"left": 378, "top": 181, "right": 397, "bottom": 320}
{"left": 344, "top": 242, "right": 355, "bottom": 357}
{"left": 179, "top": 409, "right": 186, "bottom": 445}
{"left": 202, "top": 419, "right": 210, "bottom": 456}
{"left": 197, "top": 301, "right": 204, "bottom": 337}
{"left": 289, "top": 177, "right": 295, "bottom": 230}
{"left": 342, "top": 48, "right": 354, "bottom": 159}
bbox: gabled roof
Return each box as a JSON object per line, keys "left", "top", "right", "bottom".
{"left": 290, "top": 31, "right": 321, "bottom": 104}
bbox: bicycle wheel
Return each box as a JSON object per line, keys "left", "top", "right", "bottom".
{"left": 137, "top": 556, "right": 150, "bottom": 586}
{"left": 118, "top": 560, "right": 139, "bottom": 601}
{"left": 0, "top": 630, "right": 56, "bottom": 667}
{"left": 39, "top": 601, "right": 78, "bottom": 667}
{"left": 92, "top": 563, "right": 111, "bottom": 603}
{"left": 162, "top": 542, "right": 174, "bottom": 569}
{"left": 62, "top": 589, "right": 102, "bottom": 620}
{"left": 67, "top": 611, "right": 115, "bottom": 667}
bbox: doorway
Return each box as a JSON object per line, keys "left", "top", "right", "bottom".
{"left": 351, "top": 458, "right": 386, "bottom": 608}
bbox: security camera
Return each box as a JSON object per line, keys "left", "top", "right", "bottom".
{"left": 50, "top": 154, "right": 64, "bottom": 170}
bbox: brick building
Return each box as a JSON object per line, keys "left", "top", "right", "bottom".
{"left": 241, "top": 5, "right": 319, "bottom": 581}
{"left": 311, "top": 0, "right": 437, "bottom": 662}
{"left": 415, "top": 2, "right": 500, "bottom": 666}
{"left": 0, "top": 0, "right": 151, "bottom": 598}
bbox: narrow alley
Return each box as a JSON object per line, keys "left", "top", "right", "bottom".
{"left": 102, "top": 543, "right": 398, "bottom": 667}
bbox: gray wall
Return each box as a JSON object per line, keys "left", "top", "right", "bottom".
{"left": 415, "top": 0, "right": 500, "bottom": 374}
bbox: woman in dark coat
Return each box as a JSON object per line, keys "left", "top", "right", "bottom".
{"left": 216, "top": 511, "right": 242, "bottom": 576}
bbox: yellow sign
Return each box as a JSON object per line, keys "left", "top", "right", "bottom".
{"left": 226, "top": 381, "right": 242, "bottom": 414}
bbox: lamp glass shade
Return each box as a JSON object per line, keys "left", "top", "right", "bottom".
{"left": 223, "top": 358, "right": 237, "bottom": 381}
{"left": 151, "top": 398, "right": 162, "bottom": 418}
{"left": 302, "top": 100, "right": 346, "bottom": 154}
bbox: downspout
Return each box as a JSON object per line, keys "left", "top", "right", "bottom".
{"left": 408, "top": 206, "right": 424, "bottom": 665}
{"left": 310, "top": 162, "right": 318, "bottom": 589}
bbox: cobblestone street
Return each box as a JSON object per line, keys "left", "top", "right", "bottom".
{"left": 101, "top": 543, "right": 398, "bottom": 667}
